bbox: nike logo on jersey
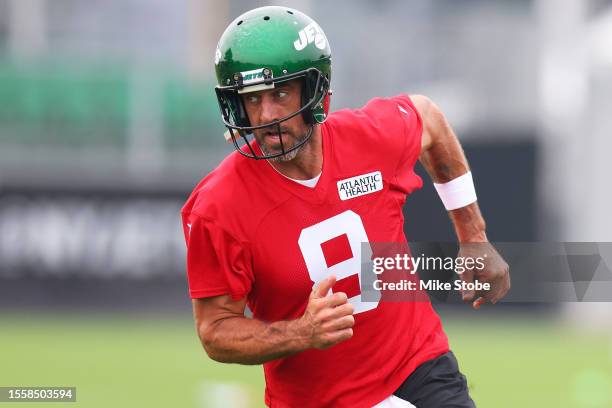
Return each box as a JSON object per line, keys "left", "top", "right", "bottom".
{"left": 337, "top": 171, "right": 383, "bottom": 201}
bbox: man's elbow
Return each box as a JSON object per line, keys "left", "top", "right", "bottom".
{"left": 196, "top": 321, "right": 229, "bottom": 363}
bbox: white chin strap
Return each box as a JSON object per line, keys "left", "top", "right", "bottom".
{"left": 433, "top": 171, "right": 477, "bottom": 211}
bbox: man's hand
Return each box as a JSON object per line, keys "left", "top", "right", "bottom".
{"left": 296, "top": 275, "right": 355, "bottom": 349}
{"left": 458, "top": 242, "right": 510, "bottom": 309}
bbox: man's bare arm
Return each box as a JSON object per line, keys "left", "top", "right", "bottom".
{"left": 193, "top": 275, "right": 354, "bottom": 365}
{"left": 412, "top": 94, "right": 486, "bottom": 242}
{"left": 411, "top": 94, "right": 510, "bottom": 307}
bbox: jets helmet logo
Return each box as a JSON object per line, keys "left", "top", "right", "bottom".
{"left": 293, "top": 22, "right": 327, "bottom": 51}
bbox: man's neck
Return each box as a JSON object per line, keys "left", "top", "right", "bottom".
{"left": 268, "top": 125, "right": 323, "bottom": 180}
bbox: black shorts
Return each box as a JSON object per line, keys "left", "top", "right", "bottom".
{"left": 393, "top": 351, "right": 476, "bottom": 408}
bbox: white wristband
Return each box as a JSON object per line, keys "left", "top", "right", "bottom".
{"left": 433, "top": 171, "right": 477, "bottom": 211}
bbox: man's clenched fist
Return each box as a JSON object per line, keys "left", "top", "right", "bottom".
{"left": 297, "top": 275, "right": 355, "bottom": 349}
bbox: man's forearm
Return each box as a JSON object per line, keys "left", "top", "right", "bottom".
{"left": 200, "top": 316, "right": 309, "bottom": 365}
{"left": 449, "top": 203, "right": 487, "bottom": 243}
{"left": 419, "top": 123, "right": 487, "bottom": 242}
{"left": 415, "top": 95, "right": 488, "bottom": 243}
{"left": 194, "top": 276, "right": 354, "bottom": 365}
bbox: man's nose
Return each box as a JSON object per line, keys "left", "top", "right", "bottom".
{"left": 259, "top": 95, "right": 281, "bottom": 125}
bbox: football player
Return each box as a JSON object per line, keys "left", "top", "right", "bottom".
{"left": 182, "top": 6, "right": 510, "bottom": 408}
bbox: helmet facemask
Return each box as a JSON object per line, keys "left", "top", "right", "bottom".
{"left": 215, "top": 67, "right": 330, "bottom": 160}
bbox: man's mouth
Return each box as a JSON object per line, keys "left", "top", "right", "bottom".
{"left": 263, "top": 131, "right": 288, "bottom": 142}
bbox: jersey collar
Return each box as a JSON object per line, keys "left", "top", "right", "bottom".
{"left": 252, "top": 123, "right": 332, "bottom": 204}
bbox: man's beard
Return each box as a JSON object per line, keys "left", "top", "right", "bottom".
{"left": 258, "top": 127, "right": 311, "bottom": 162}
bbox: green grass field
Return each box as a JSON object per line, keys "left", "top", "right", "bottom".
{"left": 0, "top": 313, "right": 610, "bottom": 408}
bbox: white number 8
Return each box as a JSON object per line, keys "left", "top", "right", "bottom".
{"left": 298, "top": 210, "right": 380, "bottom": 314}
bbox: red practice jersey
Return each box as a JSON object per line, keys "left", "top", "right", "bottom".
{"left": 182, "top": 94, "right": 449, "bottom": 407}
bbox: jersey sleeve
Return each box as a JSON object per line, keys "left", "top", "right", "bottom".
{"left": 391, "top": 95, "right": 424, "bottom": 193}
{"left": 182, "top": 213, "right": 254, "bottom": 300}
{"left": 358, "top": 94, "right": 423, "bottom": 194}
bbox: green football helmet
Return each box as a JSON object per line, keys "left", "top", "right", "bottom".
{"left": 214, "top": 6, "right": 332, "bottom": 159}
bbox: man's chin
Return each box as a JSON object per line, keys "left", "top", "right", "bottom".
{"left": 257, "top": 132, "right": 308, "bottom": 161}
{"left": 262, "top": 149, "right": 289, "bottom": 160}
{"left": 259, "top": 143, "right": 283, "bottom": 156}
{"left": 259, "top": 140, "right": 291, "bottom": 155}
{"left": 261, "top": 145, "right": 301, "bottom": 162}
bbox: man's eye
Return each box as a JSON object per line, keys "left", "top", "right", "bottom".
{"left": 246, "top": 96, "right": 259, "bottom": 103}
{"left": 277, "top": 91, "right": 288, "bottom": 98}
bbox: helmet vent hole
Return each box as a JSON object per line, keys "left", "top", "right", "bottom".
{"left": 263, "top": 16, "right": 270, "bottom": 21}
{"left": 286, "top": 10, "right": 294, "bottom": 14}
{"left": 237, "top": 20, "right": 243, "bottom": 25}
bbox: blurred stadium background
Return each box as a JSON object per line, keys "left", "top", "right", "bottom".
{"left": 1, "top": 0, "right": 611, "bottom": 407}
